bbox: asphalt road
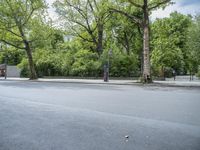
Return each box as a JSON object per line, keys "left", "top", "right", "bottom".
{"left": 0, "top": 81, "right": 200, "bottom": 150}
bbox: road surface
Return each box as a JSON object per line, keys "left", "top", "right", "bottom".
{"left": 0, "top": 80, "right": 200, "bottom": 150}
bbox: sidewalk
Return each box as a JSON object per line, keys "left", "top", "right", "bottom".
{"left": 1, "top": 77, "right": 200, "bottom": 87}
{"left": 39, "top": 78, "right": 138, "bottom": 85}
{"left": 154, "top": 80, "right": 200, "bottom": 87}
{"left": 154, "top": 76, "right": 200, "bottom": 87}
{"left": 0, "top": 77, "right": 138, "bottom": 85}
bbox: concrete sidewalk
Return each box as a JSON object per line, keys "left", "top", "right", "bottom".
{"left": 0, "top": 77, "right": 138, "bottom": 85}
{"left": 154, "top": 80, "right": 200, "bottom": 87}
{"left": 1, "top": 77, "right": 200, "bottom": 87}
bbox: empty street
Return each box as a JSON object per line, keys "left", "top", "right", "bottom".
{"left": 0, "top": 80, "right": 200, "bottom": 150}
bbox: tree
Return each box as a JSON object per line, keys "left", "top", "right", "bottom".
{"left": 71, "top": 49, "right": 101, "bottom": 76}
{"left": 151, "top": 38, "right": 184, "bottom": 78}
{"left": 29, "top": 18, "right": 64, "bottom": 50}
{"left": 110, "top": 0, "right": 172, "bottom": 82}
{"left": 186, "top": 14, "right": 200, "bottom": 78}
{"left": 0, "top": 0, "right": 45, "bottom": 79}
{"left": 106, "top": 10, "right": 143, "bottom": 56}
{"left": 151, "top": 12, "right": 192, "bottom": 78}
{"left": 54, "top": 0, "right": 110, "bottom": 55}
{"left": 0, "top": 44, "right": 24, "bottom": 65}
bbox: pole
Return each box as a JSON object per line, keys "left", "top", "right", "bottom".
{"left": 108, "top": 49, "right": 112, "bottom": 82}
{"left": 103, "top": 49, "right": 112, "bottom": 82}
{"left": 5, "top": 56, "right": 7, "bottom": 79}
{"left": 107, "top": 52, "right": 109, "bottom": 82}
{"left": 103, "top": 64, "right": 108, "bottom": 82}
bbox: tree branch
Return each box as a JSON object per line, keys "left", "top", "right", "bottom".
{"left": 69, "top": 26, "right": 94, "bottom": 43}
{"left": 93, "top": 0, "right": 99, "bottom": 12}
{"left": 23, "top": 2, "right": 43, "bottom": 26}
{"left": 87, "top": 0, "right": 98, "bottom": 23}
{"left": 0, "top": 28, "right": 22, "bottom": 38}
{"left": 65, "top": 0, "right": 87, "bottom": 20}
{"left": 148, "top": 0, "right": 171, "bottom": 11}
{"left": 70, "top": 18, "right": 92, "bottom": 34}
{"left": 109, "top": 8, "right": 142, "bottom": 25}
{"left": 128, "top": 0, "right": 143, "bottom": 8}
{"left": 0, "top": 39, "right": 25, "bottom": 50}
{"left": 23, "top": 9, "right": 35, "bottom": 26}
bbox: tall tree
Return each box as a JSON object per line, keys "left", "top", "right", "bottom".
{"left": 107, "top": 11, "right": 142, "bottom": 55}
{"left": 151, "top": 12, "right": 192, "bottom": 77}
{"left": 54, "top": 0, "right": 110, "bottom": 55}
{"left": 185, "top": 14, "right": 200, "bottom": 77}
{"left": 110, "top": 0, "right": 172, "bottom": 82}
{"left": 0, "top": 0, "right": 45, "bottom": 79}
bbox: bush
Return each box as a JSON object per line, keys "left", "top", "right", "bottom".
{"left": 71, "top": 50, "right": 101, "bottom": 77}
{"left": 196, "top": 68, "right": 200, "bottom": 78}
{"left": 18, "top": 47, "right": 140, "bottom": 78}
{"left": 101, "top": 48, "right": 139, "bottom": 77}
{"left": 18, "top": 58, "right": 30, "bottom": 77}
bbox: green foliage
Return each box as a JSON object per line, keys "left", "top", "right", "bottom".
{"left": 0, "top": 48, "right": 24, "bottom": 65}
{"left": 110, "top": 53, "right": 139, "bottom": 77}
{"left": 197, "top": 69, "right": 200, "bottom": 78}
{"left": 100, "top": 47, "right": 139, "bottom": 77}
{"left": 33, "top": 48, "right": 74, "bottom": 77}
{"left": 107, "top": 10, "right": 142, "bottom": 56}
{"left": 18, "top": 58, "right": 30, "bottom": 77}
{"left": 151, "top": 12, "right": 192, "bottom": 77}
{"left": 18, "top": 45, "right": 101, "bottom": 77}
{"left": 30, "top": 19, "right": 64, "bottom": 50}
{"left": 0, "top": 0, "right": 47, "bottom": 79}
{"left": 151, "top": 38, "right": 184, "bottom": 70}
{"left": 0, "top": 0, "right": 46, "bottom": 47}
{"left": 54, "top": 0, "right": 111, "bottom": 54}
{"left": 2, "top": 1, "right": 200, "bottom": 80}
{"left": 185, "top": 14, "right": 200, "bottom": 74}
{"left": 71, "top": 50, "right": 101, "bottom": 76}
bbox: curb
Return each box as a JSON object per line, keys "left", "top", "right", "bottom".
{"left": 0, "top": 78, "right": 139, "bottom": 86}
{"left": 31, "top": 79, "right": 140, "bottom": 86}
{"left": 1, "top": 78, "right": 200, "bottom": 88}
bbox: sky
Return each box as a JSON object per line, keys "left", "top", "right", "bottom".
{"left": 151, "top": 0, "right": 200, "bottom": 20}
{"left": 46, "top": 0, "right": 200, "bottom": 21}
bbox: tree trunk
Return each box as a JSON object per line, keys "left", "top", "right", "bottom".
{"left": 96, "top": 23, "right": 104, "bottom": 55}
{"left": 142, "top": 25, "right": 151, "bottom": 82}
{"left": 17, "top": 24, "right": 37, "bottom": 80}
{"left": 124, "top": 31, "right": 130, "bottom": 55}
{"left": 24, "top": 40, "right": 37, "bottom": 80}
{"left": 142, "top": 0, "right": 151, "bottom": 83}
